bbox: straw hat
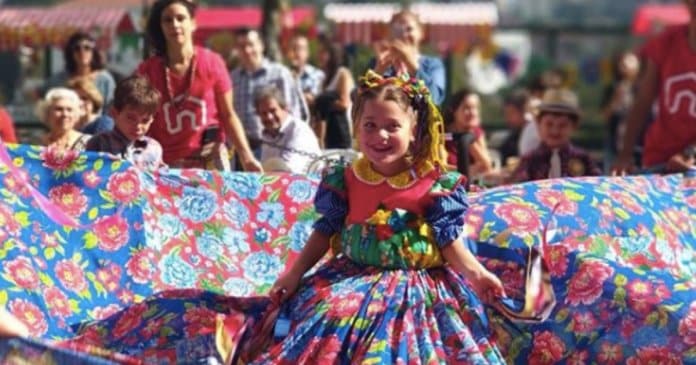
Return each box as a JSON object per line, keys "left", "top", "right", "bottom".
{"left": 536, "top": 88, "right": 580, "bottom": 119}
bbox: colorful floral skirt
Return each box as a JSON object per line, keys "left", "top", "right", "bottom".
{"left": 242, "top": 256, "right": 506, "bottom": 364}
{"left": 67, "top": 256, "right": 506, "bottom": 364}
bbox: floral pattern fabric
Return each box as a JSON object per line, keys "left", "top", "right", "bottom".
{"left": 0, "top": 143, "right": 693, "bottom": 364}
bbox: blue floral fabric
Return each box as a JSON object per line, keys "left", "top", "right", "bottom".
{"left": 0, "top": 143, "right": 693, "bottom": 364}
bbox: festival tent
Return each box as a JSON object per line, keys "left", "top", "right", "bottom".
{"left": 0, "top": 7, "right": 135, "bottom": 50}
{"left": 323, "top": 2, "right": 499, "bottom": 52}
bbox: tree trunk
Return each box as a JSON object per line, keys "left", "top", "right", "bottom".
{"left": 261, "top": 0, "right": 288, "bottom": 62}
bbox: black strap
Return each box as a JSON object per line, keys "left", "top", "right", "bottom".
{"left": 454, "top": 132, "right": 477, "bottom": 190}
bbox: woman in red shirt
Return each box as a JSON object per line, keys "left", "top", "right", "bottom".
{"left": 614, "top": 0, "right": 696, "bottom": 174}
{"left": 139, "top": 0, "right": 261, "bottom": 171}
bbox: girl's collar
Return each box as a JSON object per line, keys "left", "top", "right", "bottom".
{"left": 351, "top": 156, "right": 436, "bottom": 189}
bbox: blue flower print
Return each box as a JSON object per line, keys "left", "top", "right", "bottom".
{"left": 223, "top": 278, "right": 253, "bottom": 296}
{"left": 654, "top": 239, "right": 675, "bottom": 265}
{"left": 178, "top": 186, "right": 217, "bottom": 223}
{"left": 196, "top": 233, "right": 224, "bottom": 258}
{"left": 256, "top": 202, "right": 285, "bottom": 229}
{"left": 224, "top": 174, "right": 262, "bottom": 199}
{"left": 619, "top": 236, "right": 651, "bottom": 254}
{"left": 289, "top": 220, "right": 313, "bottom": 252}
{"left": 160, "top": 213, "right": 184, "bottom": 238}
{"left": 159, "top": 254, "right": 198, "bottom": 288}
{"left": 145, "top": 228, "right": 165, "bottom": 251}
{"left": 287, "top": 180, "right": 314, "bottom": 203}
{"left": 242, "top": 252, "right": 282, "bottom": 286}
{"left": 223, "top": 202, "right": 249, "bottom": 229}
{"left": 254, "top": 228, "right": 270, "bottom": 244}
{"left": 222, "top": 228, "right": 250, "bottom": 254}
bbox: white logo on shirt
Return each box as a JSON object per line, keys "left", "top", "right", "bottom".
{"left": 664, "top": 72, "right": 696, "bottom": 118}
{"left": 162, "top": 95, "right": 208, "bottom": 134}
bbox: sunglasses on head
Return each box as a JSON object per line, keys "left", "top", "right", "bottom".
{"left": 73, "top": 43, "right": 94, "bottom": 52}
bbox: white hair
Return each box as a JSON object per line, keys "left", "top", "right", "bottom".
{"left": 35, "top": 87, "right": 81, "bottom": 123}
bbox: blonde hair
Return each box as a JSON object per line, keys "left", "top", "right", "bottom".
{"left": 390, "top": 9, "right": 422, "bottom": 27}
{"left": 67, "top": 76, "right": 104, "bottom": 112}
{"left": 36, "top": 87, "right": 80, "bottom": 124}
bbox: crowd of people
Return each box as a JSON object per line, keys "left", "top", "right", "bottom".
{"left": 0, "top": 0, "right": 693, "bottom": 183}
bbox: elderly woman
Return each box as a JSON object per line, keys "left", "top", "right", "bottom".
{"left": 67, "top": 76, "right": 114, "bottom": 135}
{"left": 37, "top": 88, "right": 91, "bottom": 150}
{"left": 44, "top": 31, "right": 116, "bottom": 112}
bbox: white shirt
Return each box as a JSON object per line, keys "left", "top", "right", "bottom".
{"left": 260, "top": 115, "right": 322, "bottom": 174}
{"left": 519, "top": 115, "right": 540, "bottom": 156}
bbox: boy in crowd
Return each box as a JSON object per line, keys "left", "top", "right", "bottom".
{"left": 86, "top": 76, "right": 163, "bottom": 170}
{"left": 508, "top": 88, "right": 601, "bottom": 183}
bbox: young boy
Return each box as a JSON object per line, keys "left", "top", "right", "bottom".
{"left": 508, "top": 88, "right": 600, "bottom": 183}
{"left": 86, "top": 76, "right": 163, "bottom": 170}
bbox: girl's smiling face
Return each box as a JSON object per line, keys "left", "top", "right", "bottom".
{"left": 357, "top": 98, "right": 415, "bottom": 176}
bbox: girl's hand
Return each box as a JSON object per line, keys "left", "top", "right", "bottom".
{"left": 269, "top": 270, "right": 302, "bottom": 304}
{"left": 469, "top": 269, "right": 506, "bottom": 304}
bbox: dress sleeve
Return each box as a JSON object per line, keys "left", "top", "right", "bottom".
{"left": 424, "top": 171, "right": 469, "bottom": 248}
{"left": 312, "top": 164, "right": 349, "bottom": 236}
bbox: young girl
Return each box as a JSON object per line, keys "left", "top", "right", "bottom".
{"left": 444, "top": 89, "right": 494, "bottom": 177}
{"left": 65, "top": 71, "right": 508, "bottom": 364}
{"left": 245, "top": 70, "right": 507, "bottom": 363}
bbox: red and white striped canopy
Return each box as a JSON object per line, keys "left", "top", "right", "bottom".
{"left": 324, "top": 2, "right": 498, "bottom": 49}
{"left": 0, "top": 7, "right": 135, "bottom": 50}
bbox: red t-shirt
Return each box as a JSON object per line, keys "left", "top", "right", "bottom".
{"left": 0, "top": 107, "right": 17, "bottom": 143}
{"left": 640, "top": 25, "right": 696, "bottom": 166}
{"left": 137, "top": 46, "right": 232, "bottom": 163}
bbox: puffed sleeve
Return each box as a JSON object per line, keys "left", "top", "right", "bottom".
{"left": 312, "top": 165, "right": 349, "bottom": 236}
{"left": 424, "top": 171, "right": 469, "bottom": 248}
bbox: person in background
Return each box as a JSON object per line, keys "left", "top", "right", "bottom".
{"left": 139, "top": 0, "right": 261, "bottom": 171}
{"left": 444, "top": 88, "right": 493, "bottom": 177}
{"left": 86, "top": 76, "right": 163, "bottom": 171}
{"left": 614, "top": 0, "right": 696, "bottom": 174}
{"left": 37, "top": 88, "right": 91, "bottom": 151}
{"left": 314, "top": 35, "right": 354, "bottom": 149}
{"left": 601, "top": 51, "right": 640, "bottom": 161}
{"left": 67, "top": 76, "right": 114, "bottom": 135}
{"left": 255, "top": 85, "right": 321, "bottom": 174}
{"left": 231, "top": 27, "right": 309, "bottom": 166}
{"left": 499, "top": 89, "right": 538, "bottom": 164}
{"left": 508, "top": 88, "right": 600, "bottom": 183}
{"left": 286, "top": 34, "right": 325, "bottom": 111}
{"left": 373, "top": 10, "right": 446, "bottom": 105}
{"left": 44, "top": 31, "right": 115, "bottom": 113}
{"left": 0, "top": 106, "right": 17, "bottom": 143}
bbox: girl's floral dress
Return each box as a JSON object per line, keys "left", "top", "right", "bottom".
{"left": 240, "top": 158, "right": 506, "bottom": 364}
